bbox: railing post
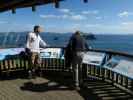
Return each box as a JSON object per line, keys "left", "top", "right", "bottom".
{"left": 101, "top": 68, "right": 105, "bottom": 81}
{"left": 82, "top": 64, "right": 87, "bottom": 81}
{"left": 111, "top": 71, "right": 115, "bottom": 85}
{"left": 0, "top": 61, "right": 2, "bottom": 77}
{"left": 125, "top": 77, "right": 128, "bottom": 88}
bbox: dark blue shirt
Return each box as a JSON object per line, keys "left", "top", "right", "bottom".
{"left": 69, "top": 34, "right": 88, "bottom": 52}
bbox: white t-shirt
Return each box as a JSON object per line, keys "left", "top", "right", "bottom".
{"left": 26, "top": 32, "right": 47, "bottom": 53}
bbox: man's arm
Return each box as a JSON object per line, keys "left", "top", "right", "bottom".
{"left": 26, "top": 33, "right": 30, "bottom": 48}
{"left": 85, "top": 41, "right": 92, "bottom": 50}
{"left": 39, "top": 36, "right": 49, "bottom": 48}
{"left": 83, "top": 38, "right": 91, "bottom": 50}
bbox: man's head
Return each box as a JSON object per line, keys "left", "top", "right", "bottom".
{"left": 75, "top": 31, "right": 81, "bottom": 36}
{"left": 34, "top": 25, "right": 43, "bottom": 34}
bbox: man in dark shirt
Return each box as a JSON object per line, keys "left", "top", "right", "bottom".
{"left": 66, "top": 31, "right": 89, "bottom": 90}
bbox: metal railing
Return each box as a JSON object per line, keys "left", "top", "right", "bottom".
{"left": 0, "top": 47, "right": 133, "bottom": 95}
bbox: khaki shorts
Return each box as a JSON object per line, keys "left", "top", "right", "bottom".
{"left": 30, "top": 52, "right": 41, "bottom": 68}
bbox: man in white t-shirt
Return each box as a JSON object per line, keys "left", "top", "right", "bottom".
{"left": 26, "top": 25, "right": 48, "bottom": 78}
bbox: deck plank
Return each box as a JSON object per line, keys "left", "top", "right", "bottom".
{"left": 0, "top": 77, "right": 83, "bottom": 100}
{"left": 0, "top": 74, "right": 133, "bottom": 100}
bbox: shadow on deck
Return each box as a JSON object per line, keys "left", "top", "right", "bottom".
{"left": 0, "top": 72, "right": 133, "bottom": 100}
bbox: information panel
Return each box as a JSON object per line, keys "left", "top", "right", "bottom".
{"left": 82, "top": 51, "right": 106, "bottom": 66}
{"left": 104, "top": 58, "right": 133, "bottom": 79}
{"left": 40, "top": 48, "right": 64, "bottom": 59}
{"left": 0, "top": 48, "right": 64, "bottom": 60}
{"left": 0, "top": 48, "right": 24, "bottom": 60}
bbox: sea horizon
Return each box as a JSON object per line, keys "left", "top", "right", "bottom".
{"left": 0, "top": 32, "right": 133, "bottom": 54}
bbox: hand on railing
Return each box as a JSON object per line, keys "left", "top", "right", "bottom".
{"left": 89, "top": 46, "right": 92, "bottom": 50}
{"left": 46, "top": 45, "right": 50, "bottom": 48}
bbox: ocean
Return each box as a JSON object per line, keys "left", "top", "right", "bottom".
{"left": 0, "top": 32, "right": 133, "bottom": 54}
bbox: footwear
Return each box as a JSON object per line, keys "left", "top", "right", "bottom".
{"left": 75, "top": 87, "right": 80, "bottom": 91}
{"left": 28, "top": 70, "right": 32, "bottom": 79}
{"left": 32, "top": 69, "right": 36, "bottom": 78}
{"left": 79, "top": 83, "right": 87, "bottom": 89}
{"left": 39, "top": 71, "right": 43, "bottom": 77}
{"left": 28, "top": 70, "right": 36, "bottom": 79}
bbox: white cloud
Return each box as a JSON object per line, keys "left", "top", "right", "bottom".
{"left": 70, "top": 24, "right": 81, "bottom": 31}
{"left": 40, "top": 15, "right": 61, "bottom": 19}
{"left": 121, "top": 22, "right": 133, "bottom": 26}
{"left": 95, "top": 16, "right": 102, "bottom": 20}
{"left": 40, "top": 14, "right": 68, "bottom": 19}
{"left": 40, "top": 14, "right": 86, "bottom": 21}
{"left": 34, "top": 21, "right": 133, "bottom": 33}
{"left": 59, "top": 8, "right": 70, "bottom": 13}
{"left": 75, "top": 22, "right": 133, "bottom": 33}
{"left": 82, "top": 10, "right": 99, "bottom": 15}
{"left": 118, "top": 11, "right": 133, "bottom": 17}
{"left": 0, "top": 21, "right": 8, "bottom": 24}
{"left": 71, "top": 14, "right": 87, "bottom": 20}
{"left": 85, "top": 24, "right": 101, "bottom": 28}
{"left": 120, "top": 22, "right": 133, "bottom": 31}
{"left": 40, "top": 14, "right": 69, "bottom": 19}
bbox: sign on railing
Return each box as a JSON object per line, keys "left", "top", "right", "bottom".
{"left": 0, "top": 48, "right": 24, "bottom": 60}
{"left": 40, "top": 48, "right": 64, "bottom": 59}
{"left": 104, "top": 58, "right": 133, "bottom": 79}
{"left": 0, "top": 48, "right": 64, "bottom": 60}
{"left": 82, "top": 51, "right": 106, "bottom": 66}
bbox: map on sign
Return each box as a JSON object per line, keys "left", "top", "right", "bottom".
{"left": 105, "top": 58, "right": 119, "bottom": 68}
{"left": 104, "top": 59, "right": 133, "bottom": 79}
{"left": 114, "top": 60, "right": 133, "bottom": 78}
{"left": 0, "top": 48, "right": 24, "bottom": 60}
{"left": 82, "top": 51, "right": 106, "bottom": 66}
{"left": 0, "top": 48, "right": 64, "bottom": 60}
{"left": 40, "top": 48, "right": 64, "bottom": 59}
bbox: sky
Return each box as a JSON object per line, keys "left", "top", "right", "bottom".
{"left": 0, "top": 0, "right": 133, "bottom": 34}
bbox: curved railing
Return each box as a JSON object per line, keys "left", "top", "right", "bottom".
{"left": 83, "top": 48, "right": 133, "bottom": 95}
{"left": 0, "top": 47, "right": 133, "bottom": 95}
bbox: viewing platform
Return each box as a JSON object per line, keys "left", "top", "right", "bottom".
{"left": 0, "top": 47, "right": 133, "bottom": 100}
{"left": 0, "top": 0, "right": 132, "bottom": 99}
{"left": 0, "top": 73, "right": 133, "bottom": 100}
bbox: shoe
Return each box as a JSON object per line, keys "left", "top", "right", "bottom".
{"left": 28, "top": 70, "right": 36, "bottom": 79}
{"left": 28, "top": 70, "right": 32, "bottom": 79}
{"left": 39, "top": 71, "right": 43, "bottom": 77}
{"left": 79, "top": 83, "right": 87, "bottom": 89}
{"left": 75, "top": 86, "right": 80, "bottom": 91}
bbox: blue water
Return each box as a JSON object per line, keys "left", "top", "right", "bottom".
{"left": 0, "top": 32, "right": 133, "bottom": 54}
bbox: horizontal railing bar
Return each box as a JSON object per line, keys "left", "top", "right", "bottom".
{"left": 41, "top": 46, "right": 133, "bottom": 58}
{"left": 1, "top": 46, "right": 133, "bottom": 58}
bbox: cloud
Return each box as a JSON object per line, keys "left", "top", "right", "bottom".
{"left": 0, "top": 21, "right": 8, "bottom": 24}
{"left": 40, "top": 15, "right": 61, "bottom": 19}
{"left": 59, "top": 8, "right": 75, "bottom": 15}
{"left": 82, "top": 10, "right": 99, "bottom": 15}
{"left": 121, "top": 22, "right": 133, "bottom": 30}
{"left": 85, "top": 24, "right": 101, "bottom": 28}
{"left": 118, "top": 11, "right": 133, "bottom": 17}
{"left": 71, "top": 14, "right": 87, "bottom": 20}
{"left": 40, "top": 14, "right": 86, "bottom": 21}
{"left": 40, "top": 14, "right": 69, "bottom": 19}
{"left": 75, "top": 22, "right": 133, "bottom": 33}
{"left": 121, "top": 22, "right": 133, "bottom": 26}
{"left": 95, "top": 16, "right": 102, "bottom": 20}
{"left": 59, "top": 8, "right": 70, "bottom": 13}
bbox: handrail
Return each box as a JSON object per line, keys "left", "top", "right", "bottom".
{"left": 1, "top": 46, "right": 133, "bottom": 58}
{"left": 46, "top": 46, "right": 133, "bottom": 58}
{"left": 0, "top": 46, "right": 133, "bottom": 95}
{"left": 89, "top": 49, "right": 133, "bottom": 58}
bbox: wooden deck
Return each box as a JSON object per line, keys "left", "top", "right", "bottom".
{"left": 0, "top": 72, "right": 133, "bottom": 100}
